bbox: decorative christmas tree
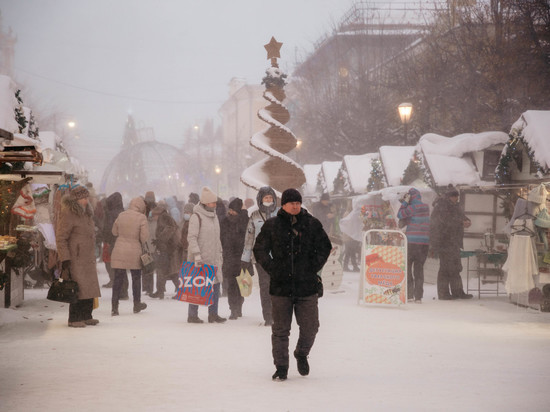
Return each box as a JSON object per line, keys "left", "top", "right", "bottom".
{"left": 27, "top": 111, "right": 39, "bottom": 139}
{"left": 401, "top": 150, "right": 434, "bottom": 187}
{"left": 14, "top": 89, "right": 27, "bottom": 133}
{"left": 240, "top": 37, "right": 305, "bottom": 195}
{"left": 367, "top": 158, "right": 384, "bottom": 191}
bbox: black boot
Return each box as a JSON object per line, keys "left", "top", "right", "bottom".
{"left": 133, "top": 302, "right": 147, "bottom": 313}
{"left": 150, "top": 291, "right": 164, "bottom": 299}
{"left": 294, "top": 350, "right": 310, "bottom": 376}
{"left": 272, "top": 366, "right": 288, "bottom": 381}
{"left": 208, "top": 314, "right": 227, "bottom": 323}
{"left": 111, "top": 302, "right": 119, "bottom": 316}
{"left": 229, "top": 311, "right": 238, "bottom": 320}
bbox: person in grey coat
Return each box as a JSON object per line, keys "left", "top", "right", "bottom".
{"left": 240, "top": 186, "right": 279, "bottom": 326}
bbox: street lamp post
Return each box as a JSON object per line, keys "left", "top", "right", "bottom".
{"left": 214, "top": 165, "right": 221, "bottom": 195}
{"left": 296, "top": 139, "right": 302, "bottom": 164}
{"left": 398, "top": 102, "right": 413, "bottom": 144}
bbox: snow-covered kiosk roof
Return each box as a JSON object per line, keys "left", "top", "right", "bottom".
{"left": 511, "top": 110, "right": 550, "bottom": 170}
{"left": 379, "top": 146, "right": 415, "bottom": 186}
{"left": 318, "top": 160, "right": 342, "bottom": 195}
{"left": 302, "top": 163, "right": 322, "bottom": 198}
{"left": 338, "top": 153, "right": 379, "bottom": 195}
{"left": 419, "top": 132, "right": 508, "bottom": 187}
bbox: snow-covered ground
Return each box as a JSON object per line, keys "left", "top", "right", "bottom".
{"left": 1, "top": 264, "right": 550, "bottom": 412}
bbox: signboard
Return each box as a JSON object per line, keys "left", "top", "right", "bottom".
{"left": 359, "top": 230, "right": 407, "bottom": 306}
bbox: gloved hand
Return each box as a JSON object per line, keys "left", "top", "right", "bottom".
{"left": 62, "top": 260, "right": 71, "bottom": 270}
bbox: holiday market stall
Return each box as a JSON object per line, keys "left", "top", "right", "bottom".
{"left": 494, "top": 110, "right": 550, "bottom": 310}
{"left": 0, "top": 74, "right": 77, "bottom": 307}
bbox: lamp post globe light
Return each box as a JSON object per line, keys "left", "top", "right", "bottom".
{"left": 398, "top": 102, "right": 413, "bottom": 144}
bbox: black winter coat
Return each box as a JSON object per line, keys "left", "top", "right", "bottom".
{"left": 253, "top": 207, "right": 332, "bottom": 297}
{"left": 430, "top": 196, "right": 468, "bottom": 251}
{"left": 102, "top": 192, "right": 124, "bottom": 247}
{"left": 220, "top": 210, "right": 248, "bottom": 278}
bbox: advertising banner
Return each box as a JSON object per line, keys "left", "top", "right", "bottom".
{"left": 360, "top": 230, "right": 407, "bottom": 306}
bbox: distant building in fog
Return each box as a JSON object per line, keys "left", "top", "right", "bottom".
{"left": 218, "top": 77, "right": 265, "bottom": 199}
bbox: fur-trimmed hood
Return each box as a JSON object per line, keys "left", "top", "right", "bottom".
{"left": 61, "top": 194, "right": 93, "bottom": 217}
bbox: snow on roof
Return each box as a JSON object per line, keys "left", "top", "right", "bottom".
{"left": 0, "top": 74, "right": 18, "bottom": 133}
{"left": 342, "top": 153, "right": 379, "bottom": 194}
{"left": 512, "top": 110, "right": 550, "bottom": 169}
{"left": 379, "top": 146, "right": 415, "bottom": 186}
{"left": 420, "top": 131, "right": 509, "bottom": 157}
{"left": 2, "top": 133, "right": 41, "bottom": 150}
{"left": 320, "top": 160, "right": 342, "bottom": 193}
{"left": 38, "top": 131, "right": 60, "bottom": 151}
{"left": 302, "top": 163, "right": 322, "bottom": 197}
{"left": 419, "top": 131, "right": 508, "bottom": 187}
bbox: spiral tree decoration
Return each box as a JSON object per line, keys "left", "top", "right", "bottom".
{"left": 240, "top": 36, "right": 306, "bottom": 195}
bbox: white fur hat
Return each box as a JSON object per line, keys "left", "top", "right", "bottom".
{"left": 200, "top": 186, "right": 217, "bottom": 204}
{"left": 528, "top": 184, "right": 548, "bottom": 204}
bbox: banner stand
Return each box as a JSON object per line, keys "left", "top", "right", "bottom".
{"left": 358, "top": 229, "right": 408, "bottom": 306}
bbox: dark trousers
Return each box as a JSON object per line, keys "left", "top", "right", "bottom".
{"left": 256, "top": 263, "right": 272, "bottom": 323}
{"left": 407, "top": 244, "right": 429, "bottom": 300}
{"left": 112, "top": 269, "right": 142, "bottom": 304}
{"left": 188, "top": 283, "right": 221, "bottom": 317}
{"left": 343, "top": 240, "right": 360, "bottom": 270}
{"left": 271, "top": 294, "right": 319, "bottom": 367}
{"left": 437, "top": 247, "right": 465, "bottom": 298}
{"left": 156, "top": 271, "right": 178, "bottom": 293}
{"left": 227, "top": 275, "right": 244, "bottom": 314}
{"left": 142, "top": 270, "right": 154, "bottom": 293}
{"left": 68, "top": 298, "right": 93, "bottom": 322}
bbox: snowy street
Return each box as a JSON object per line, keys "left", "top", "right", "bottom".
{"left": 1, "top": 264, "right": 550, "bottom": 412}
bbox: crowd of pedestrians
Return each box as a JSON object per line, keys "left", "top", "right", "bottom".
{"left": 56, "top": 181, "right": 475, "bottom": 379}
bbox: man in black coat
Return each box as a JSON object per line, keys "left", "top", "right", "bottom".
{"left": 254, "top": 188, "right": 332, "bottom": 381}
{"left": 430, "top": 186, "right": 473, "bottom": 300}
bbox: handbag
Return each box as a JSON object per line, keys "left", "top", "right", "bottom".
{"left": 47, "top": 270, "right": 79, "bottom": 303}
{"left": 236, "top": 268, "right": 253, "bottom": 297}
{"left": 316, "top": 274, "right": 324, "bottom": 298}
{"left": 141, "top": 243, "right": 155, "bottom": 274}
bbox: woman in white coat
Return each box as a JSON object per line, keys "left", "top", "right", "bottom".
{"left": 187, "top": 187, "right": 225, "bottom": 323}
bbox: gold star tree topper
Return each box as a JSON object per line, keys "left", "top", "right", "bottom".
{"left": 264, "top": 36, "right": 283, "bottom": 67}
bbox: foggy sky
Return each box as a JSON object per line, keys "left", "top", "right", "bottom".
{"left": 0, "top": 0, "right": 366, "bottom": 185}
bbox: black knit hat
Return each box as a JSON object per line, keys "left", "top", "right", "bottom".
{"left": 445, "top": 184, "right": 459, "bottom": 197}
{"left": 281, "top": 188, "right": 302, "bottom": 205}
{"left": 228, "top": 197, "right": 243, "bottom": 212}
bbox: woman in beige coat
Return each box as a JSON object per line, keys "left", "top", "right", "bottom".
{"left": 111, "top": 197, "right": 149, "bottom": 315}
{"left": 56, "top": 186, "right": 101, "bottom": 328}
